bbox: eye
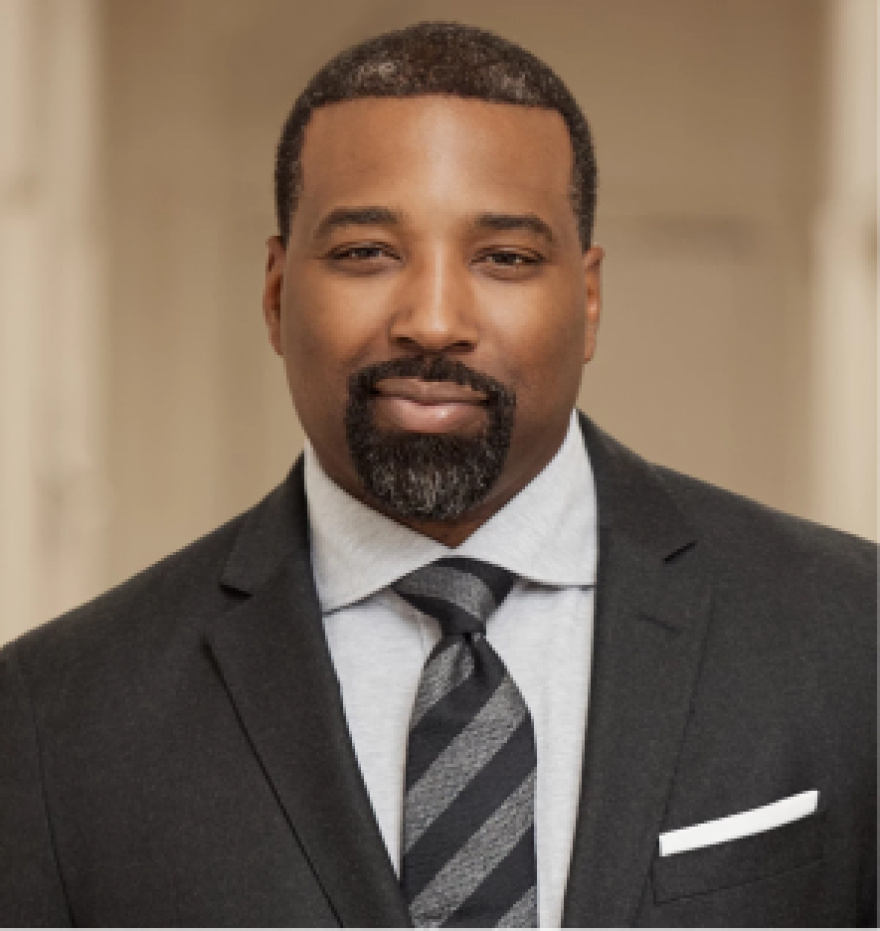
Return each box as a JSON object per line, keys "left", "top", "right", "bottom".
{"left": 485, "top": 252, "right": 537, "bottom": 266}
{"left": 478, "top": 250, "right": 544, "bottom": 274}
{"left": 329, "top": 244, "right": 397, "bottom": 262}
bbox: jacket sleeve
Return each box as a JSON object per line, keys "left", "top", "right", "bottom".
{"left": 0, "top": 641, "right": 72, "bottom": 926}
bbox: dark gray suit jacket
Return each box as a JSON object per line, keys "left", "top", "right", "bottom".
{"left": 1, "top": 414, "right": 875, "bottom": 927}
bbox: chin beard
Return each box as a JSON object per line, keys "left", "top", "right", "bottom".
{"left": 344, "top": 356, "right": 516, "bottom": 522}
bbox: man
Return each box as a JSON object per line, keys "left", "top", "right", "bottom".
{"left": 0, "top": 21, "right": 875, "bottom": 928}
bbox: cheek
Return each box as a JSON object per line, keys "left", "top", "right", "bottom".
{"left": 495, "top": 293, "right": 586, "bottom": 399}
{"left": 283, "top": 274, "right": 387, "bottom": 373}
{"left": 279, "top": 293, "right": 348, "bottom": 430}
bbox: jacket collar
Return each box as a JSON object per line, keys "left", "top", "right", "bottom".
{"left": 209, "top": 460, "right": 413, "bottom": 927}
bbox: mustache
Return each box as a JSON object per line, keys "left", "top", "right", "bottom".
{"left": 348, "top": 356, "right": 516, "bottom": 406}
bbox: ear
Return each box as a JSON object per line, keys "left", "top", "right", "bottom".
{"left": 582, "top": 245, "right": 604, "bottom": 364}
{"left": 263, "top": 236, "right": 287, "bottom": 356}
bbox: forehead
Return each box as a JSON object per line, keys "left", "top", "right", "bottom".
{"left": 294, "top": 96, "right": 576, "bottom": 238}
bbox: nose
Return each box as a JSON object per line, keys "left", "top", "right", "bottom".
{"left": 388, "top": 247, "right": 479, "bottom": 355}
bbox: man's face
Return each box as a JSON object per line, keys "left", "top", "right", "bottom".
{"left": 264, "top": 96, "right": 603, "bottom": 545}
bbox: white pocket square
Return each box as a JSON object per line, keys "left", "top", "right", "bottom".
{"left": 658, "top": 789, "right": 820, "bottom": 857}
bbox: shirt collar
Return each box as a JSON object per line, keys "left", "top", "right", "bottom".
{"left": 304, "top": 409, "right": 598, "bottom": 614}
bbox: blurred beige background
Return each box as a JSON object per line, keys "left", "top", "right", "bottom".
{"left": 1, "top": 0, "right": 876, "bottom": 646}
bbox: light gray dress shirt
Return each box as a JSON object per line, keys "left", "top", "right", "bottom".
{"left": 304, "top": 409, "right": 598, "bottom": 928}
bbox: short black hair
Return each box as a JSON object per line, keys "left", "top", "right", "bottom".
{"left": 274, "top": 21, "right": 598, "bottom": 249}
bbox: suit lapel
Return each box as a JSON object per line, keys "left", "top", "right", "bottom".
{"left": 562, "top": 415, "right": 712, "bottom": 927}
{"left": 205, "top": 463, "right": 412, "bottom": 928}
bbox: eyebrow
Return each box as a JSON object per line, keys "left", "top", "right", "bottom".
{"left": 313, "top": 206, "right": 401, "bottom": 242}
{"left": 311, "top": 206, "right": 557, "bottom": 247}
{"left": 471, "top": 212, "right": 557, "bottom": 246}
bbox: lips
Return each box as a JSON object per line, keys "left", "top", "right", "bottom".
{"left": 373, "top": 377, "right": 488, "bottom": 404}
{"left": 371, "top": 377, "right": 489, "bottom": 433}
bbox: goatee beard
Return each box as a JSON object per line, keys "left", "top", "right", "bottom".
{"left": 344, "top": 356, "right": 516, "bottom": 522}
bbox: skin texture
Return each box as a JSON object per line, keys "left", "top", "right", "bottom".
{"left": 263, "top": 96, "right": 604, "bottom": 546}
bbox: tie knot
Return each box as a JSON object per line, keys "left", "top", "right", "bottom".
{"left": 393, "top": 557, "right": 516, "bottom": 637}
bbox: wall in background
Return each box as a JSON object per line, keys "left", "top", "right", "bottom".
{"left": 1, "top": 0, "right": 106, "bottom": 643}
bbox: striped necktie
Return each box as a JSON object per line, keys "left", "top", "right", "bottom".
{"left": 393, "top": 557, "right": 538, "bottom": 928}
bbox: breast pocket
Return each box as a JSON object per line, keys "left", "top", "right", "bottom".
{"left": 651, "top": 809, "right": 826, "bottom": 904}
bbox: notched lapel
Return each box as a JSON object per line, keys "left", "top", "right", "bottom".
{"left": 563, "top": 417, "right": 713, "bottom": 927}
{"left": 205, "top": 464, "right": 411, "bottom": 928}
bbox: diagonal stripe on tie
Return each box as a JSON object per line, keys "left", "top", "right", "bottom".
{"left": 410, "top": 641, "right": 476, "bottom": 729}
{"left": 395, "top": 565, "right": 498, "bottom": 622}
{"left": 404, "top": 676, "right": 526, "bottom": 853}
{"left": 495, "top": 885, "right": 538, "bottom": 928}
{"left": 402, "top": 717, "right": 536, "bottom": 901}
{"left": 408, "top": 771, "right": 537, "bottom": 927}
{"left": 443, "top": 827, "right": 538, "bottom": 927}
{"left": 404, "top": 643, "right": 503, "bottom": 790}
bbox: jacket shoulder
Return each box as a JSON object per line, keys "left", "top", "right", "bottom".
{"left": 652, "top": 461, "right": 876, "bottom": 619}
{"left": 651, "top": 465, "right": 880, "bottom": 582}
{"left": 6, "top": 483, "right": 285, "bottom": 691}
{"left": 580, "top": 412, "right": 875, "bottom": 590}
